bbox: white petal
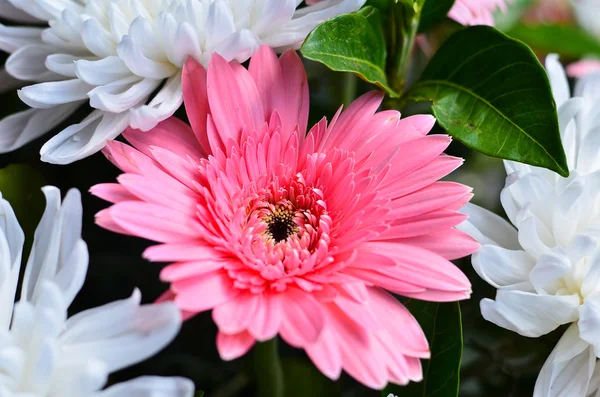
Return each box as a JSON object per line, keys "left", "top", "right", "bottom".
{"left": 557, "top": 98, "right": 583, "bottom": 170}
{"left": 0, "top": 194, "right": 23, "bottom": 331}
{"left": 249, "top": 0, "right": 296, "bottom": 37}
{"left": 262, "top": 0, "right": 366, "bottom": 49}
{"left": 0, "top": 1, "right": 39, "bottom": 23}
{"left": 20, "top": 186, "right": 87, "bottom": 308}
{"left": 457, "top": 202, "right": 520, "bottom": 249}
{"left": 582, "top": 251, "right": 600, "bottom": 298}
{"left": 117, "top": 35, "right": 177, "bottom": 79}
{"left": 472, "top": 245, "right": 535, "bottom": 290}
{"left": 573, "top": 0, "right": 600, "bottom": 41}
{"left": 481, "top": 290, "right": 580, "bottom": 337}
{"left": 81, "top": 18, "right": 118, "bottom": 58}
{"left": 214, "top": 29, "right": 261, "bottom": 63}
{"left": 88, "top": 76, "right": 160, "bottom": 113}
{"left": 7, "top": 0, "right": 65, "bottom": 21}
{"left": 75, "top": 56, "right": 131, "bottom": 86}
{"left": 502, "top": 172, "right": 555, "bottom": 229}
{"left": 529, "top": 246, "right": 573, "bottom": 294}
{"left": 60, "top": 291, "right": 182, "bottom": 373}
{"left": 24, "top": 332, "right": 58, "bottom": 394}
{"left": 128, "top": 72, "right": 183, "bottom": 131}
{"left": 167, "top": 22, "right": 202, "bottom": 67}
{"left": 49, "top": 358, "right": 108, "bottom": 396}
{"left": 18, "top": 79, "right": 93, "bottom": 109}
{"left": 204, "top": 0, "right": 237, "bottom": 51}
{"left": 45, "top": 54, "right": 81, "bottom": 78}
{"left": 579, "top": 291, "right": 600, "bottom": 356}
{"left": 6, "top": 44, "right": 63, "bottom": 82}
{"left": 40, "top": 110, "right": 130, "bottom": 165}
{"left": 0, "top": 103, "right": 81, "bottom": 154}
{"left": 0, "top": 23, "right": 43, "bottom": 53}
{"left": 517, "top": 214, "right": 553, "bottom": 258}
{"left": 546, "top": 54, "right": 570, "bottom": 108}
{"left": 95, "top": 376, "right": 195, "bottom": 397}
{"left": 534, "top": 324, "right": 596, "bottom": 397}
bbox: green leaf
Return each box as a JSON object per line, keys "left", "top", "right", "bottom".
{"left": 383, "top": 301, "right": 463, "bottom": 397}
{"left": 194, "top": 392, "right": 204, "bottom": 397}
{"left": 507, "top": 23, "right": 600, "bottom": 59}
{"left": 402, "top": 25, "right": 569, "bottom": 177}
{"left": 301, "top": 7, "right": 398, "bottom": 97}
{"left": 418, "top": 0, "right": 455, "bottom": 32}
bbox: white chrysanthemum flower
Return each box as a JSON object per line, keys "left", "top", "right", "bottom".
{"left": 458, "top": 55, "right": 600, "bottom": 397}
{"left": 0, "top": 186, "right": 194, "bottom": 397}
{"left": 0, "top": 0, "right": 365, "bottom": 164}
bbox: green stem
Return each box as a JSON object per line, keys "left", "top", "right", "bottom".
{"left": 388, "top": 3, "right": 423, "bottom": 95}
{"left": 342, "top": 72, "right": 358, "bottom": 107}
{"left": 253, "top": 338, "right": 284, "bottom": 397}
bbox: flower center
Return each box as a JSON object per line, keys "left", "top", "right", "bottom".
{"left": 265, "top": 207, "right": 298, "bottom": 242}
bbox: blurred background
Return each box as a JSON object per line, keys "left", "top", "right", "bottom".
{"left": 0, "top": 0, "right": 596, "bottom": 396}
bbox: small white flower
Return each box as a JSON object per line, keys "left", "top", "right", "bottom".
{"left": 458, "top": 55, "right": 600, "bottom": 397}
{"left": 0, "top": 0, "right": 365, "bottom": 165}
{"left": 0, "top": 186, "right": 194, "bottom": 397}
{"left": 572, "top": 0, "right": 600, "bottom": 39}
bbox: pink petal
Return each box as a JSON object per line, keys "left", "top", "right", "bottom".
{"left": 174, "top": 271, "right": 239, "bottom": 312}
{"left": 398, "top": 228, "right": 480, "bottom": 260}
{"left": 305, "top": 326, "right": 342, "bottom": 380}
{"left": 144, "top": 243, "right": 225, "bottom": 262}
{"left": 123, "top": 117, "right": 206, "bottom": 161}
{"left": 89, "top": 183, "right": 137, "bottom": 203}
{"left": 213, "top": 292, "right": 260, "bottom": 334}
{"left": 95, "top": 208, "right": 132, "bottom": 235}
{"left": 405, "top": 114, "right": 436, "bottom": 135}
{"left": 278, "top": 49, "right": 309, "bottom": 138}
{"left": 279, "top": 289, "right": 326, "bottom": 348}
{"left": 380, "top": 209, "right": 468, "bottom": 239}
{"left": 368, "top": 288, "right": 429, "bottom": 358}
{"left": 160, "top": 260, "right": 227, "bottom": 282}
{"left": 248, "top": 45, "right": 285, "bottom": 124}
{"left": 567, "top": 59, "right": 600, "bottom": 78}
{"left": 207, "top": 53, "right": 265, "bottom": 147}
{"left": 381, "top": 155, "right": 464, "bottom": 197}
{"left": 321, "top": 91, "right": 383, "bottom": 152}
{"left": 109, "top": 201, "right": 203, "bottom": 243}
{"left": 217, "top": 331, "right": 255, "bottom": 361}
{"left": 102, "top": 140, "right": 145, "bottom": 174}
{"left": 388, "top": 182, "right": 472, "bottom": 219}
{"left": 360, "top": 242, "right": 471, "bottom": 299}
{"left": 117, "top": 173, "right": 198, "bottom": 214}
{"left": 248, "top": 293, "right": 283, "bottom": 342}
{"left": 182, "top": 57, "right": 211, "bottom": 155}
{"left": 155, "top": 289, "right": 197, "bottom": 321}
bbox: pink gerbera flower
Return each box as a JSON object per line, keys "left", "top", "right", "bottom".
{"left": 91, "top": 45, "right": 477, "bottom": 389}
{"left": 449, "top": 0, "right": 509, "bottom": 26}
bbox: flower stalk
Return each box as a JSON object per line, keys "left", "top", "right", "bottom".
{"left": 388, "top": 0, "right": 425, "bottom": 94}
{"left": 253, "top": 338, "right": 284, "bottom": 397}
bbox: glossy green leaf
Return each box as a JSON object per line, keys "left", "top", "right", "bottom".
{"left": 418, "top": 0, "right": 455, "bottom": 32}
{"left": 402, "top": 26, "right": 569, "bottom": 177}
{"left": 301, "top": 7, "right": 398, "bottom": 97}
{"left": 383, "top": 301, "right": 463, "bottom": 397}
{"left": 194, "top": 392, "right": 204, "bottom": 397}
{"left": 507, "top": 23, "right": 600, "bottom": 59}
